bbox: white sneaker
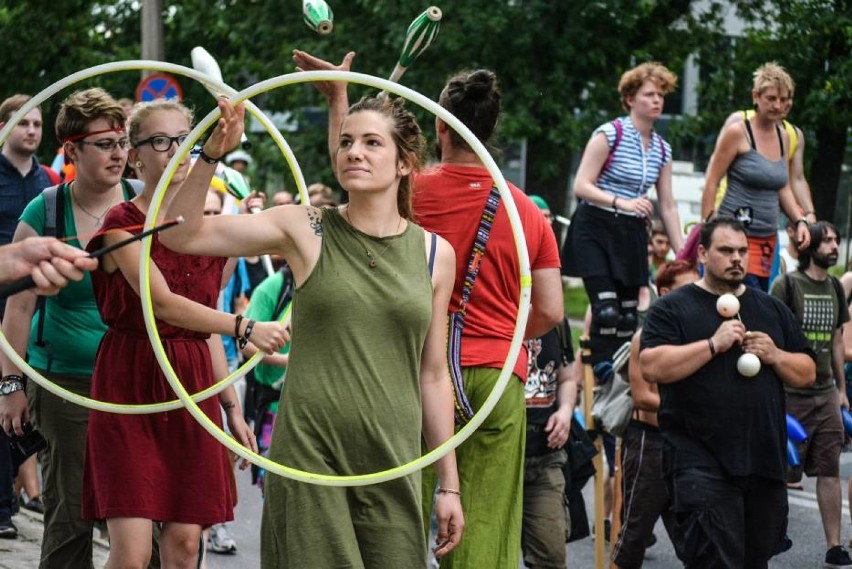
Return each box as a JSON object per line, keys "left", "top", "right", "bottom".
{"left": 208, "top": 523, "right": 237, "bottom": 554}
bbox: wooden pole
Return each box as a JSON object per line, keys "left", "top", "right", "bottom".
{"left": 580, "top": 336, "right": 606, "bottom": 568}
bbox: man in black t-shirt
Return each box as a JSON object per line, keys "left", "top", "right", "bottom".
{"left": 640, "top": 217, "right": 815, "bottom": 568}
{"left": 521, "top": 318, "right": 576, "bottom": 568}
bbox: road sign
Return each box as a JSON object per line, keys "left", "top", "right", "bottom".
{"left": 135, "top": 73, "right": 183, "bottom": 102}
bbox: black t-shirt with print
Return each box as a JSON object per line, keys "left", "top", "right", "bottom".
{"left": 641, "top": 284, "right": 812, "bottom": 481}
{"left": 525, "top": 322, "right": 574, "bottom": 457}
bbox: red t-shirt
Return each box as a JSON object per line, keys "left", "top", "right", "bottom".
{"left": 413, "top": 164, "right": 561, "bottom": 380}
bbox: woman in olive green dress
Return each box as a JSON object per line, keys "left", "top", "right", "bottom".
{"left": 163, "top": 96, "right": 464, "bottom": 567}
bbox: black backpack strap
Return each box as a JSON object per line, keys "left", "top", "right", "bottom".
{"left": 829, "top": 275, "right": 845, "bottom": 329}
{"left": 784, "top": 273, "right": 793, "bottom": 312}
{"left": 35, "top": 184, "right": 65, "bottom": 372}
{"left": 272, "top": 265, "right": 295, "bottom": 321}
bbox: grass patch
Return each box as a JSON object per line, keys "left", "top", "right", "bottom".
{"left": 563, "top": 284, "right": 589, "bottom": 321}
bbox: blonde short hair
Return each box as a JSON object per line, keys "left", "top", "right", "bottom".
{"left": 752, "top": 62, "right": 795, "bottom": 97}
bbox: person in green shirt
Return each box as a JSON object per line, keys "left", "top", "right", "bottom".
{"left": 242, "top": 265, "right": 293, "bottom": 492}
{"left": 0, "top": 87, "right": 132, "bottom": 568}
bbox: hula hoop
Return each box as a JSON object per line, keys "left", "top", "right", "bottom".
{"left": 144, "top": 70, "right": 532, "bottom": 486}
{"left": 0, "top": 60, "right": 308, "bottom": 414}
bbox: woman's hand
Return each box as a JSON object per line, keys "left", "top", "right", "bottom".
{"left": 617, "top": 196, "right": 654, "bottom": 218}
{"left": 225, "top": 408, "right": 258, "bottom": 470}
{"left": 795, "top": 221, "right": 811, "bottom": 250}
{"left": 248, "top": 321, "right": 289, "bottom": 354}
{"left": 203, "top": 98, "right": 246, "bottom": 160}
{"left": 433, "top": 493, "right": 464, "bottom": 559}
{"left": 292, "top": 50, "right": 355, "bottom": 100}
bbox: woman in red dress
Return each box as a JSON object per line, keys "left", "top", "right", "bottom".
{"left": 81, "top": 100, "right": 287, "bottom": 568}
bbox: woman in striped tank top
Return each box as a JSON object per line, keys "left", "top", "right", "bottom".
{"left": 563, "top": 62, "right": 682, "bottom": 367}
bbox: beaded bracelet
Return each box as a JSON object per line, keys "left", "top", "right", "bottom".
{"left": 437, "top": 487, "right": 461, "bottom": 497}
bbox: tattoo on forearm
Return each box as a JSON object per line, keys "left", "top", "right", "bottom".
{"left": 222, "top": 401, "right": 236, "bottom": 412}
{"left": 307, "top": 208, "right": 323, "bottom": 236}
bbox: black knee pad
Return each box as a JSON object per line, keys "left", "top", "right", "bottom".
{"left": 619, "top": 300, "right": 638, "bottom": 329}
{"left": 592, "top": 292, "right": 620, "bottom": 328}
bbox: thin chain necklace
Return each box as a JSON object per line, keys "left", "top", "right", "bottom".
{"left": 342, "top": 207, "right": 403, "bottom": 269}
{"left": 70, "top": 182, "right": 117, "bottom": 227}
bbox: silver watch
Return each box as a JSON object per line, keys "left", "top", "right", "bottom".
{"left": 0, "top": 378, "right": 24, "bottom": 396}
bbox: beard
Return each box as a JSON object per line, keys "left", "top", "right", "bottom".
{"left": 812, "top": 251, "right": 838, "bottom": 269}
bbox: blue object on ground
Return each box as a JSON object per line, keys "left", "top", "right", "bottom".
{"left": 786, "top": 413, "right": 808, "bottom": 443}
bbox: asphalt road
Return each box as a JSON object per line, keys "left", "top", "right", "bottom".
{"left": 207, "top": 452, "right": 852, "bottom": 568}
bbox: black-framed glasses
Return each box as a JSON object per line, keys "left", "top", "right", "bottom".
{"left": 76, "top": 138, "right": 131, "bottom": 153}
{"left": 134, "top": 134, "right": 190, "bottom": 152}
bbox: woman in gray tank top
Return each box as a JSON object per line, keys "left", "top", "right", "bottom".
{"left": 162, "top": 96, "right": 464, "bottom": 568}
{"left": 701, "top": 63, "right": 810, "bottom": 290}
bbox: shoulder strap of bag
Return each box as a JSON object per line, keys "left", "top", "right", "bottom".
{"left": 599, "top": 119, "right": 623, "bottom": 178}
{"left": 272, "top": 265, "right": 295, "bottom": 321}
{"left": 784, "top": 272, "right": 793, "bottom": 312}
{"left": 35, "top": 184, "right": 66, "bottom": 371}
{"left": 448, "top": 185, "right": 502, "bottom": 424}
{"left": 829, "top": 275, "right": 845, "bottom": 329}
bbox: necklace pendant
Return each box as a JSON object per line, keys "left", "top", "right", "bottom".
{"left": 369, "top": 259, "right": 377, "bottom": 269}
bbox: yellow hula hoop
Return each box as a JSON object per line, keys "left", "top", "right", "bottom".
{"left": 0, "top": 60, "right": 308, "bottom": 414}
{"left": 145, "top": 70, "right": 533, "bottom": 486}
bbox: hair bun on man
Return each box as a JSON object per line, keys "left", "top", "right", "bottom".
{"left": 464, "top": 70, "right": 497, "bottom": 98}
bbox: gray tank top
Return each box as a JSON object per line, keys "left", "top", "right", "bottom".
{"left": 719, "top": 123, "right": 788, "bottom": 237}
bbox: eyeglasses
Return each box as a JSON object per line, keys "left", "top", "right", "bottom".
{"left": 134, "top": 134, "right": 190, "bottom": 152}
{"left": 76, "top": 138, "right": 131, "bottom": 153}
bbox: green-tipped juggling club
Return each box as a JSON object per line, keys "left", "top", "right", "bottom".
{"left": 303, "top": 0, "right": 333, "bottom": 35}
{"left": 388, "top": 6, "right": 442, "bottom": 83}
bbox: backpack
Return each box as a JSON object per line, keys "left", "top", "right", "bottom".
{"left": 591, "top": 340, "right": 634, "bottom": 437}
{"left": 598, "top": 118, "right": 667, "bottom": 180}
{"left": 34, "top": 184, "right": 66, "bottom": 372}
{"left": 35, "top": 179, "right": 140, "bottom": 371}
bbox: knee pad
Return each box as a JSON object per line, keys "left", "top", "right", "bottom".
{"left": 593, "top": 295, "right": 620, "bottom": 329}
{"left": 618, "top": 299, "right": 639, "bottom": 333}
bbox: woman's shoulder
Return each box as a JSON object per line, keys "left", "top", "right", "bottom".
{"left": 102, "top": 200, "right": 140, "bottom": 229}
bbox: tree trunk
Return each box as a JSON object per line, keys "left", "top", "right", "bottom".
{"left": 810, "top": 125, "right": 847, "bottom": 225}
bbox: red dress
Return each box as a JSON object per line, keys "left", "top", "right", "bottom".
{"left": 81, "top": 202, "right": 233, "bottom": 525}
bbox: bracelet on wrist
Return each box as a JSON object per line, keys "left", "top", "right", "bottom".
{"left": 437, "top": 487, "right": 461, "bottom": 497}
{"left": 198, "top": 148, "right": 223, "bottom": 165}
{"left": 796, "top": 217, "right": 808, "bottom": 226}
{"left": 611, "top": 196, "right": 618, "bottom": 211}
{"left": 234, "top": 314, "right": 244, "bottom": 340}
{"left": 238, "top": 319, "right": 256, "bottom": 350}
{"left": 707, "top": 337, "right": 716, "bottom": 357}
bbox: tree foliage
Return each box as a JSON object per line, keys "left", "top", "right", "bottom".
{"left": 1, "top": 0, "right": 847, "bottom": 220}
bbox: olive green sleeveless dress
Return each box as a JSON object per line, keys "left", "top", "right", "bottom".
{"left": 261, "top": 207, "right": 433, "bottom": 568}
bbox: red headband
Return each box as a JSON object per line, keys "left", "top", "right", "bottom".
{"left": 63, "top": 127, "right": 125, "bottom": 144}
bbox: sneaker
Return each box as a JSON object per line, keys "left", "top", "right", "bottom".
{"left": 20, "top": 495, "right": 44, "bottom": 514}
{"left": 825, "top": 545, "right": 852, "bottom": 568}
{"left": 208, "top": 523, "right": 237, "bottom": 554}
{"left": 0, "top": 518, "right": 17, "bottom": 539}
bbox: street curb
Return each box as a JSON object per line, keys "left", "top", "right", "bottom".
{"left": 16, "top": 507, "right": 110, "bottom": 551}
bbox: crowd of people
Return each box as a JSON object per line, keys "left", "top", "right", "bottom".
{"left": 0, "top": 53, "right": 848, "bottom": 569}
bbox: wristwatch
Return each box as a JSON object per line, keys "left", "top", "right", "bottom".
{"left": 0, "top": 376, "right": 24, "bottom": 396}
